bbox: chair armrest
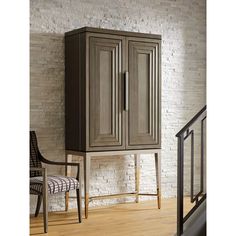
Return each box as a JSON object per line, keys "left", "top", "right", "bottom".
{"left": 39, "top": 153, "right": 80, "bottom": 167}
{"left": 38, "top": 153, "right": 81, "bottom": 181}
{"left": 30, "top": 167, "right": 46, "bottom": 172}
{"left": 44, "top": 160, "right": 80, "bottom": 167}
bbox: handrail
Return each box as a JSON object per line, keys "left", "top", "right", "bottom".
{"left": 176, "top": 105, "right": 207, "bottom": 236}
{"left": 176, "top": 105, "right": 206, "bottom": 137}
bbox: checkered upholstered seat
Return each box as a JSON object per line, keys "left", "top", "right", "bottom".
{"left": 30, "top": 175, "right": 79, "bottom": 195}
{"left": 30, "top": 131, "right": 82, "bottom": 233}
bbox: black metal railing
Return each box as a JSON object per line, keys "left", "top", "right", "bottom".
{"left": 176, "top": 105, "right": 207, "bottom": 236}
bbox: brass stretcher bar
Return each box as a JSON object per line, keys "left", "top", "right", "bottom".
{"left": 65, "top": 149, "right": 161, "bottom": 218}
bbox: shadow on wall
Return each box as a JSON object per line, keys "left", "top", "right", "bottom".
{"left": 30, "top": 32, "right": 65, "bottom": 175}
{"left": 179, "top": 6, "right": 206, "bottom": 215}
{"left": 30, "top": 32, "right": 67, "bottom": 214}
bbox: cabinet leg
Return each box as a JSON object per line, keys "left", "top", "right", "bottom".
{"left": 155, "top": 152, "right": 161, "bottom": 209}
{"left": 135, "top": 154, "right": 140, "bottom": 203}
{"left": 65, "top": 154, "right": 72, "bottom": 211}
{"left": 84, "top": 154, "right": 91, "bottom": 219}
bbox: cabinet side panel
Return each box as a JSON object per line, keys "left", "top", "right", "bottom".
{"left": 80, "top": 33, "right": 87, "bottom": 151}
{"left": 65, "top": 34, "right": 82, "bottom": 151}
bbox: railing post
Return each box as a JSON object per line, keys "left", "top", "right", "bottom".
{"left": 201, "top": 118, "right": 205, "bottom": 193}
{"left": 176, "top": 106, "right": 206, "bottom": 235}
{"left": 177, "top": 134, "right": 184, "bottom": 236}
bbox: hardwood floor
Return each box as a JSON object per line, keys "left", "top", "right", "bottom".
{"left": 30, "top": 198, "right": 192, "bottom": 236}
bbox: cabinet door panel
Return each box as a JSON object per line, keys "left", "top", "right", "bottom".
{"left": 89, "top": 36, "right": 124, "bottom": 148}
{"left": 127, "top": 39, "right": 161, "bottom": 148}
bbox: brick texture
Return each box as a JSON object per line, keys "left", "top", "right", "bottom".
{"left": 30, "top": 0, "right": 206, "bottom": 213}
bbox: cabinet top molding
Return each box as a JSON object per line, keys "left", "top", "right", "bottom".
{"left": 65, "top": 26, "right": 162, "bottom": 40}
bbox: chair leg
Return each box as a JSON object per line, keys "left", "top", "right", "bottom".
{"left": 65, "top": 191, "right": 69, "bottom": 211}
{"left": 76, "top": 189, "right": 82, "bottom": 223}
{"left": 43, "top": 170, "right": 48, "bottom": 233}
{"left": 43, "top": 191, "right": 48, "bottom": 233}
{"left": 35, "top": 195, "right": 42, "bottom": 217}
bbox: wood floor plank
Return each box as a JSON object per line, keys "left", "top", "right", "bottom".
{"left": 30, "top": 198, "right": 192, "bottom": 236}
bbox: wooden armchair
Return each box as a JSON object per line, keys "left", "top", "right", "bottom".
{"left": 30, "top": 131, "right": 82, "bottom": 233}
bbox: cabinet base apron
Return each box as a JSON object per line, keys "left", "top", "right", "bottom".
{"left": 65, "top": 149, "right": 161, "bottom": 219}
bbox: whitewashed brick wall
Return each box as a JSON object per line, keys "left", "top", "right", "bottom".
{"left": 30, "top": 0, "right": 206, "bottom": 213}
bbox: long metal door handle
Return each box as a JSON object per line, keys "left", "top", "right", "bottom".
{"left": 125, "top": 72, "right": 129, "bottom": 111}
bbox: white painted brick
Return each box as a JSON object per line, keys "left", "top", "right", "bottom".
{"left": 30, "top": 0, "right": 206, "bottom": 214}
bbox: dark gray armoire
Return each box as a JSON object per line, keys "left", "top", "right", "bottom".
{"left": 64, "top": 27, "right": 161, "bottom": 218}
{"left": 65, "top": 27, "right": 161, "bottom": 151}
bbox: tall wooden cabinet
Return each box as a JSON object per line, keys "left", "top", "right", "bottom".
{"left": 65, "top": 27, "right": 161, "bottom": 218}
{"left": 65, "top": 27, "right": 161, "bottom": 151}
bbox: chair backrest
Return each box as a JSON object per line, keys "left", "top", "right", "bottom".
{"left": 30, "top": 131, "right": 42, "bottom": 177}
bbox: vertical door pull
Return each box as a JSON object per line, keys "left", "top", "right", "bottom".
{"left": 125, "top": 72, "right": 129, "bottom": 111}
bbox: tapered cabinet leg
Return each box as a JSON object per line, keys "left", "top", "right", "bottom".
{"left": 155, "top": 152, "right": 161, "bottom": 209}
{"left": 134, "top": 154, "right": 140, "bottom": 203}
{"left": 65, "top": 154, "right": 72, "bottom": 211}
{"left": 84, "top": 154, "right": 91, "bottom": 219}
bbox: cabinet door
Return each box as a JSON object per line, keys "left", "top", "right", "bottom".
{"left": 89, "top": 35, "right": 125, "bottom": 150}
{"left": 127, "top": 38, "right": 161, "bottom": 149}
